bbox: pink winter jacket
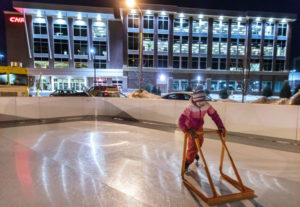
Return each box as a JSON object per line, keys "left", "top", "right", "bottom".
{"left": 178, "top": 99, "right": 224, "bottom": 133}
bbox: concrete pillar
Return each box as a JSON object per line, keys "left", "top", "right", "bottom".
{"left": 168, "top": 14, "right": 174, "bottom": 67}
{"left": 285, "top": 22, "right": 292, "bottom": 71}
{"left": 25, "top": 15, "right": 34, "bottom": 67}
{"left": 68, "top": 18, "right": 74, "bottom": 69}
{"left": 259, "top": 75, "right": 263, "bottom": 95}
{"left": 259, "top": 20, "right": 266, "bottom": 71}
{"left": 47, "top": 16, "right": 54, "bottom": 69}
{"left": 206, "top": 78, "right": 212, "bottom": 91}
{"left": 272, "top": 22, "right": 279, "bottom": 71}
{"left": 188, "top": 17, "right": 193, "bottom": 69}
{"left": 154, "top": 13, "right": 158, "bottom": 68}
{"left": 244, "top": 19, "right": 252, "bottom": 71}
{"left": 226, "top": 19, "right": 232, "bottom": 70}
{"left": 122, "top": 10, "right": 128, "bottom": 67}
{"left": 88, "top": 19, "right": 93, "bottom": 68}
{"left": 207, "top": 18, "right": 213, "bottom": 69}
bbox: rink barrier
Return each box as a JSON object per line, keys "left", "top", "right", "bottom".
{"left": 181, "top": 130, "right": 255, "bottom": 205}
{"left": 0, "top": 97, "right": 299, "bottom": 141}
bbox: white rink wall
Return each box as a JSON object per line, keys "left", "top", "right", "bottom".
{"left": 0, "top": 97, "right": 299, "bottom": 141}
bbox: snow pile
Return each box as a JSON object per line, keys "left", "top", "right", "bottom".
{"left": 216, "top": 99, "right": 238, "bottom": 103}
{"left": 127, "top": 90, "right": 161, "bottom": 99}
{"left": 251, "top": 97, "right": 289, "bottom": 105}
{"left": 290, "top": 91, "right": 300, "bottom": 105}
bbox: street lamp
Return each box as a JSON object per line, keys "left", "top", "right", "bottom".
{"left": 126, "top": 0, "right": 143, "bottom": 92}
{"left": 90, "top": 49, "right": 96, "bottom": 86}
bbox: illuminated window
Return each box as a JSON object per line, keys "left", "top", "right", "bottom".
{"left": 74, "top": 59, "right": 88, "bottom": 68}
{"left": 265, "top": 23, "right": 275, "bottom": 36}
{"left": 143, "top": 33, "right": 154, "bottom": 51}
{"left": 33, "top": 23, "right": 47, "bottom": 35}
{"left": 94, "top": 60, "right": 106, "bottom": 69}
{"left": 213, "top": 21, "right": 228, "bottom": 35}
{"left": 264, "top": 40, "right": 273, "bottom": 56}
{"left": 200, "top": 37, "right": 207, "bottom": 54}
{"left": 158, "top": 55, "right": 168, "bottom": 68}
{"left": 230, "top": 58, "right": 237, "bottom": 70}
{"left": 158, "top": 34, "right": 168, "bottom": 52}
{"left": 74, "top": 40, "right": 88, "bottom": 55}
{"left": 212, "top": 38, "right": 220, "bottom": 55}
{"left": 252, "top": 22, "right": 262, "bottom": 35}
{"left": 143, "top": 55, "right": 153, "bottom": 67}
{"left": 213, "top": 21, "right": 221, "bottom": 34}
{"left": 192, "top": 37, "right": 199, "bottom": 54}
{"left": 71, "top": 79, "right": 85, "bottom": 91}
{"left": 93, "top": 22, "right": 106, "bottom": 38}
{"left": 93, "top": 41, "right": 107, "bottom": 56}
{"left": 250, "top": 81, "right": 260, "bottom": 92}
{"left": 54, "top": 39, "right": 68, "bottom": 55}
{"left": 182, "top": 36, "right": 189, "bottom": 53}
{"left": 53, "top": 78, "right": 68, "bottom": 90}
{"left": 143, "top": 16, "right": 154, "bottom": 29}
{"left": 220, "top": 38, "right": 227, "bottom": 55}
{"left": 158, "top": 16, "right": 168, "bottom": 30}
{"left": 128, "top": 14, "right": 139, "bottom": 28}
{"left": 128, "top": 54, "right": 138, "bottom": 67}
{"left": 174, "top": 18, "right": 181, "bottom": 32}
{"left": 34, "top": 57, "right": 49, "bottom": 68}
{"left": 238, "top": 39, "right": 245, "bottom": 55}
{"left": 263, "top": 59, "right": 272, "bottom": 71}
{"left": 274, "top": 81, "right": 283, "bottom": 92}
{"left": 174, "top": 18, "right": 189, "bottom": 32}
{"left": 278, "top": 23, "right": 287, "bottom": 37}
{"left": 54, "top": 58, "right": 69, "bottom": 69}
{"left": 251, "top": 39, "right": 261, "bottom": 56}
{"left": 128, "top": 32, "right": 139, "bottom": 50}
{"left": 231, "top": 39, "right": 238, "bottom": 55}
{"left": 250, "top": 59, "right": 260, "bottom": 71}
{"left": 231, "top": 22, "right": 246, "bottom": 36}
{"left": 182, "top": 19, "right": 189, "bottom": 33}
{"left": 193, "top": 20, "right": 208, "bottom": 33}
{"left": 74, "top": 25, "right": 87, "bottom": 37}
{"left": 173, "top": 36, "right": 180, "bottom": 53}
{"left": 54, "top": 24, "right": 67, "bottom": 36}
{"left": 277, "top": 40, "right": 286, "bottom": 57}
{"left": 34, "top": 38, "right": 48, "bottom": 53}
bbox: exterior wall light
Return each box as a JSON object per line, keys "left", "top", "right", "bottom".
{"left": 78, "top": 13, "right": 82, "bottom": 20}
{"left": 145, "top": 10, "right": 152, "bottom": 15}
{"left": 238, "top": 17, "right": 242, "bottom": 21}
{"left": 197, "top": 76, "right": 201, "bottom": 82}
{"left": 256, "top": 17, "right": 261, "bottom": 22}
{"left": 269, "top": 18, "right": 273, "bottom": 22}
{"left": 57, "top": 11, "right": 62, "bottom": 19}
{"left": 126, "top": 0, "right": 136, "bottom": 8}
{"left": 37, "top": 10, "right": 42, "bottom": 17}
{"left": 97, "top": 14, "right": 101, "bottom": 21}
{"left": 161, "top": 11, "right": 166, "bottom": 16}
{"left": 199, "top": 14, "right": 203, "bottom": 19}
{"left": 282, "top": 18, "right": 287, "bottom": 23}
{"left": 160, "top": 74, "right": 166, "bottom": 81}
{"left": 219, "top": 16, "right": 224, "bottom": 20}
{"left": 179, "top": 13, "right": 184, "bottom": 18}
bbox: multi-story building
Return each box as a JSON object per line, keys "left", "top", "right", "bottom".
{"left": 3, "top": 1, "right": 297, "bottom": 95}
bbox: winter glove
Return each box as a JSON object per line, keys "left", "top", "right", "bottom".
{"left": 218, "top": 127, "right": 226, "bottom": 137}
{"left": 186, "top": 129, "right": 198, "bottom": 139}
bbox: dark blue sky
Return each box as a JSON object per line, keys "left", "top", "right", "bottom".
{"left": 1, "top": 0, "right": 300, "bottom": 65}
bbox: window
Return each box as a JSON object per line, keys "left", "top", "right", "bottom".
{"left": 158, "top": 56, "right": 168, "bottom": 68}
{"left": 74, "top": 25, "right": 87, "bottom": 37}
{"left": 193, "top": 20, "right": 201, "bottom": 33}
{"left": 264, "top": 40, "right": 273, "bottom": 56}
{"left": 231, "top": 39, "right": 238, "bottom": 55}
{"left": 250, "top": 59, "right": 260, "bottom": 71}
{"left": 263, "top": 59, "right": 272, "bottom": 71}
{"left": 251, "top": 39, "right": 261, "bottom": 56}
{"left": 33, "top": 23, "right": 47, "bottom": 35}
{"left": 220, "top": 38, "right": 227, "bottom": 55}
{"left": 54, "top": 24, "right": 67, "bottom": 36}
{"left": 192, "top": 37, "right": 199, "bottom": 54}
{"left": 74, "top": 59, "right": 88, "bottom": 68}
{"left": 128, "top": 32, "right": 139, "bottom": 50}
{"left": 211, "top": 81, "right": 217, "bottom": 91}
{"left": 71, "top": 79, "right": 85, "bottom": 91}
{"left": 0, "top": 73, "right": 8, "bottom": 85}
{"left": 158, "top": 34, "right": 168, "bottom": 52}
{"left": 94, "top": 60, "right": 106, "bottom": 69}
{"left": 212, "top": 58, "right": 218, "bottom": 69}
{"left": 158, "top": 16, "right": 168, "bottom": 30}
{"left": 143, "top": 34, "right": 154, "bottom": 51}
{"left": 128, "top": 54, "right": 138, "bottom": 67}
{"left": 265, "top": 23, "right": 275, "bottom": 36}
{"left": 277, "top": 40, "right": 286, "bottom": 57}
{"left": 54, "top": 39, "right": 68, "bottom": 55}
{"left": 275, "top": 60, "right": 285, "bottom": 71}
{"left": 174, "top": 18, "right": 189, "bottom": 33}
{"left": 34, "top": 57, "right": 49, "bottom": 69}
{"left": 181, "top": 57, "right": 188, "bottom": 69}
{"left": 34, "top": 38, "right": 48, "bottom": 53}
{"left": 200, "top": 20, "right": 208, "bottom": 34}
{"left": 278, "top": 23, "right": 287, "bottom": 37}
{"left": 262, "top": 81, "right": 272, "bottom": 90}
{"left": 212, "top": 38, "right": 220, "bottom": 55}
{"left": 93, "top": 41, "right": 107, "bottom": 56}
{"left": 274, "top": 81, "right": 283, "bottom": 92}
{"left": 192, "top": 20, "right": 209, "bottom": 34}
{"left": 237, "top": 59, "right": 243, "bottom": 70}
{"left": 93, "top": 22, "right": 106, "bottom": 38}
{"left": 230, "top": 58, "right": 237, "bottom": 71}
{"left": 238, "top": 39, "right": 245, "bottom": 55}
{"left": 192, "top": 57, "right": 198, "bottom": 69}
{"left": 174, "top": 18, "right": 181, "bottom": 32}
{"left": 250, "top": 81, "right": 260, "bottom": 92}
{"left": 54, "top": 58, "right": 69, "bottom": 69}
{"left": 54, "top": 78, "right": 68, "bottom": 90}
{"left": 252, "top": 22, "right": 262, "bottom": 35}
{"left": 173, "top": 36, "right": 180, "bottom": 53}
{"left": 220, "top": 22, "right": 228, "bottom": 35}
{"left": 220, "top": 58, "right": 226, "bottom": 70}
{"left": 219, "top": 81, "right": 227, "bottom": 90}
{"left": 232, "top": 22, "right": 246, "bottom": 36}
{"left": 143, "top": 55, "right": 153, "bottom": 67}
{"left": 128, "top": 14, "right": 139, "bottom": 28}
{"left": 200, "top": 37, "right": 207, "bottom": 54}
{"left": 213, "top": 21, "right": 221, "bottom": 35}
{"left": 143, "top": 16, "right": 154, "bottom": 29}
{"left": 9, "top": 74, "right": 28, "bottom": 86}
{"left": 200, "top": 58, "right": 206, "bottom": 69}
{"left": 173, "top": 56, "right": 180, "bottom": 68}
{"left": 182, "top": 19, "right": 189, "bottom": 33}
{"left": 182, "top": 36, "right": 189, "bottom": 53}
{"left": 74, "top": 40, "right": 88, "bottom": 55}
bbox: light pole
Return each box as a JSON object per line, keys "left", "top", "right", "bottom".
{"left": 126, "top": 0, "right": 143, "bottom": 92}
{"left": 90, "top": 49, "right": 96, "bottom": 86}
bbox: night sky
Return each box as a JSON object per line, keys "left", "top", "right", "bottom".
{"left": 1, "top": 0, "right": 300, "bottom": 67}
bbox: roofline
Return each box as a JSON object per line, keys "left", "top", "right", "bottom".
{"left": 13, "top": 1, "right": 114, "bottom": 15}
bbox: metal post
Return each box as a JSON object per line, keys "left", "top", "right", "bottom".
{"left": 138, "top": 9, "right": 143, "bottom": 92}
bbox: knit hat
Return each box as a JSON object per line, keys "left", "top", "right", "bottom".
{"left": 192, "top": 85, "right": 206, "bottom": 102}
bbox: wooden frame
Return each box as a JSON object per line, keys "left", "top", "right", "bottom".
{"left": 181, "top": 130, "right": 255, "bottom": 206}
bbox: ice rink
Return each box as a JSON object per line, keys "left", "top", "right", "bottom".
{"left": 0, "top": 119, "right": 300, "bottom": 207}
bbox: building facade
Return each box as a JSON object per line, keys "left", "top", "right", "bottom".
{"left": 3, "top": 1, "right": 297, "bottom": 95}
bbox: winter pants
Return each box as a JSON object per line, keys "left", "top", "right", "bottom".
{"left": 186, "top": 135, "right": 204, "bottom": 164}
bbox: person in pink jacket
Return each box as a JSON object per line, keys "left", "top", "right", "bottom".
{"left": 178, "top": 86, "right": 226, "bottom": 171}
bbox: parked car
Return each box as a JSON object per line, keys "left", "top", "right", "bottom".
{"left": 162, "top": 92, "right": 215, "bottom": 101}
{"left": 49, "top": 89, "right": 89, "bottom": 97}
{"left": 86, "top": 86, "right": 121, "bottom": 97}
